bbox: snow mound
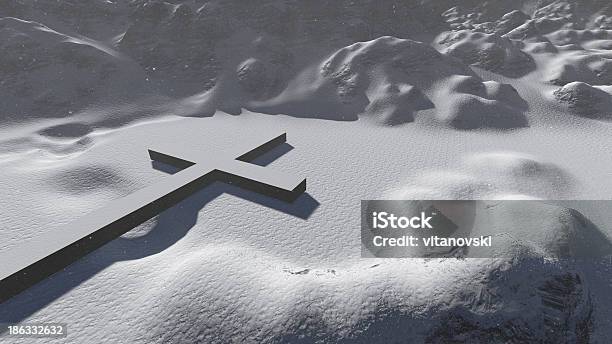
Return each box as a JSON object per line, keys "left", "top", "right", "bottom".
{"left": 428, "top": 262, "right": 592, "bottom": 343}
{"left": 514, "top": 28, "right": 612, "bottom": 53}
{"left": 466, "top": 152, "right": 569, "bottom": 183}
{"left": 319, "top": 36, "right": 471, "bottom": 90}
{"left": 433, "top": 75, "right": 528, "bottom": 129}
{"left": 442, "top": 7, "right": 530, "bottom": 35}
{"left": 484, "top": 201, "right": 611, "bottom": 258}
{"left": 444, "top": 1, "right": 612, "bottom": 39}
{"left": 508, "top": 22, "right": 612, "bottom": 45}
{"left": 386, "top": 152, "right": 609, "bottom": 259}
{"left": 532, "top": 0, "right": 612, "bottom": 31}
{"left": 387, "top": 200, "right": 612, "bottom": 260}
{"left": 249, "top": 36, "right": 526, "bottom": 128}
{"left": 232, "top": 35, "right": 294, "bottom": 101}
{"left": 364, "top": 83, "right": 434, "bottom": 126}
{"left": 236, "top": 57, "right": 286, "bottom": 100}
{"left": 542, "top": 49, "right": 612, "bottom": 85}
{"left": 248, "top": 36, "right": 452, "bottom": 122}
{"left": 495, "top": 10, "right": 532, "bottom": 35}
{"left": 545, "top": 29, "right": 612, "bottom": 47}
{"left": 553, "top": 81, "right": 612, "bottom": 119}
{"left": 504, "top": 27, "right": 612, "bottom": 86}
{"left": 438, "top": 30, "right": 535, "bottom": 77}
{"left": 389, "top": 151, "right": 572, "bottom": 200}
{"left": 0, "top": 17, "right": 147, "bottom": 124}
{"left": 120, "top": 246, "right": 593, "bottom": 343}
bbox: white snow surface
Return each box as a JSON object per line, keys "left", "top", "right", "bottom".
{"left": 1, "top": 0, "right": 612, "bottom": 343}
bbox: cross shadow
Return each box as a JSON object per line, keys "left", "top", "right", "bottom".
{"left": 0, "top": 142, "right": 318, "bottom": 324}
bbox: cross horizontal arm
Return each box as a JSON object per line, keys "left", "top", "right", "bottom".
{"left": 148, "top": 133, "right": 288, "bottom": 169}
{"left": 213, "top": 159, "right": 306, "bottom": 203}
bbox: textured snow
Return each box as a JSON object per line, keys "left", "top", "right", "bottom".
{"left": 1, "top": 0, "right": 612, "bottom": 343}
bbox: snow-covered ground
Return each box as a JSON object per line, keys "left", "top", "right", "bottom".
{"left": 1, "top": 1, "right": 612, "bottom": 342}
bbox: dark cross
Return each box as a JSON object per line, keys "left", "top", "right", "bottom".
{"left": 0, "top": 133, "right": 306, "bottom": 303}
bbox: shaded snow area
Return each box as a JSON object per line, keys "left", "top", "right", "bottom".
{"left": 1, "top": 1, "right": 612, "bottom": 343}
